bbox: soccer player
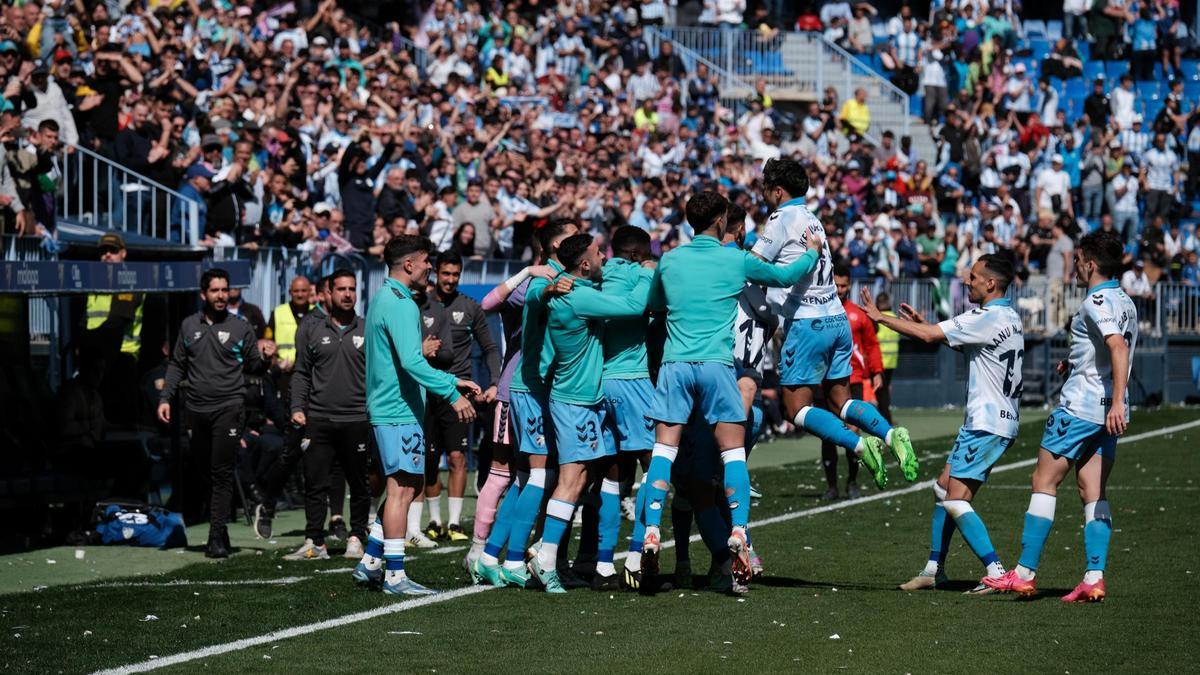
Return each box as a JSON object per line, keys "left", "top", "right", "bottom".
{"left": 820, "top": 266, "right": 885, "bottom": 501}
{"left": 983, "top": 231, "right": 1136, "bottom": 602}
{"left": 355, "top": 236, "right": 479, "bottom": 596}
{"left": 284, "top": 270, "right": 371, "bottom": 562}
{"left": 598, "top": 227, "right": 660, "bottom": 591}
{"left": 639, "top": 190, "right": 821, "bottom": 587}
{"left": 475, "top": 220, "right": 579, "bottom": 587}
{"left": 158, "top": 268, "right": 273, "bottom": 558}
{"left": 427, "top": 251, "right": 503, "bottom": 543}
{"left": 859, "top": 255, "right": 1023, "bottom": 593}
{"left": 526, "top": 234, "right": 652, "bottom": 592}
{"left": 753, "top": 158, "right": 916, "bottom": 490}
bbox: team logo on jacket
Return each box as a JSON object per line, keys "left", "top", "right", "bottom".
{"left": 321, "top": 336, "right": 331, "bottom": 345}
{"left": 217, "top": 331, "right": 230, "bottom": 344}
{"left": 352, "top": 335, "right": 365, "bottom": 349}
{"left": 193, "top": 331, "right": 202, "bottom": 341}
{"left": 423, "top": 316, "right": 434, "bottom": 328}
{"left": 452, "top": 311, "right": 465, "bottom": 324}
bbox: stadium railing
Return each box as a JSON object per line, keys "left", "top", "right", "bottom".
{"left": 58, "top": 143, "right": 202, "bottom": 247}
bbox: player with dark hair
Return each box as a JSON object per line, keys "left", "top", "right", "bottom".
{"left": 984, "top": 230, "right": 1136, "bottom": 602}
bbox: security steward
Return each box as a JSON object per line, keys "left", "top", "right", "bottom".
{"left": 284, "top": 269, "right": 371, "bottom": 561}
{"left": 266, "top": 275, "right": 313, "bottom": 375}
{"left": 158, "top": 268, "right": 275, "bottom": 558}
{"left": 84, "top": 232, "right": 144, "bottom": 424}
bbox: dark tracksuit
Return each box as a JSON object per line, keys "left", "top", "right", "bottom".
{"left": 160, "top": 311, "right": 264, "bottom": 541}
{"left": 418, "top": 295, "right": 457, "bottom": 482}
{"left": 290, "top": 312, "right": 370, "bottom": 544}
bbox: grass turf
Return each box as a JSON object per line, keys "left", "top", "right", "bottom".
{"left": 3, "top": 408, "right": 1197, "bottom": 673}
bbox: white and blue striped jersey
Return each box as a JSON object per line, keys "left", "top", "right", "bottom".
{"left": 937, "top": 299, "right": 1025, "bottom": 438}
{"left": 1059, "top": 280, "right": 1138, "bottom": 425}
{"left": 751, "top": 198, "right": 844, "bottom": 320}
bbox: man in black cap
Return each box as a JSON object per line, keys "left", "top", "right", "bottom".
{"left": 158, "top": 268, "right": 275, "bottom": 558}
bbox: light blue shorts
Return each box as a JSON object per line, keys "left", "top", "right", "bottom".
{"left": 780, "top": 315, "right": 853, "bottom": 386}
{"left": 1040, "top": 408, "right": 1119, "bottom": 461}
{"left": 649, "top": 362, "right": 745, "bottom": 425}
{"left": 948, "top": 428, "right": 1015, "bottom": 482}
{"left": 603, "top": 377, "right": 656, "bottom": 453}
{"left": 510, "top": 389, "right": 553, "bottom": 456}
{"left": 373, "top": 424, "right": 426, "bottom": 476}
{"left": 549, "top": 400, "right": 615, "bottom": 465}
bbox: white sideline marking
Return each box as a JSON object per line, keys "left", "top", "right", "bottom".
{"left": 95, "top": 417, "right": 1200, "bottom": 674}
{"left": 313, "top": 546, "right": 468, "bottom": 575}
{"left": 85, "top": 576, "right": 310, "bottom": 589}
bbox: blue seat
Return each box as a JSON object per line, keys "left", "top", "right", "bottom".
{"left": 751, "top": 52, "right": 789, "bottom": 76}
{"left": 1083, "top": 61, "right": 1104, "bottom": 81}
{"left": 1077, "top": 41, "right": 1089, "bottom": 62}
{"left": 909, "top": 94, "right": 924, "bottom": 117}
{"left": 1105, "top": 60, "right": 1128, "bottom": 81}
{"left": 1144, "top": 99, "right": 1164, "bottom": 121}
{"left": 1183, "top": 81, "right": 1200, "bottom": 100}
{"left": 1137, "top": 81, "right": 1161, "bottom": 100}
{"left": 1046, "top": 20, "right": 1064, "bottom": 40}
{"left": 1065, "top": 79, "right": 1088, "bottom": 99}
{"left": 1184, "top": 59, "right": 1200, "bottom": 81}
{"left": 1024, "top": 19, "right": 1046, "bottom": 38}
{"left": 1029, "top": 38, "right": 1051, "bottom": 61}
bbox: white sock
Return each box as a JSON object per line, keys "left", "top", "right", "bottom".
{"left": 481, "top": 552, "right": 499, "bottom": 566}
{"left": 597, "top": 561, "right": 616, "bottom": 576}
{"left": 1015, "top": 565, "right": 1037, "bottom": 581}
{"left": 921, "top": 560, "right": 940, "bottom": 576}
{"left": 885, "top": 428, "right": 895, "bottom": 446}
{"left": 383, "top": 538, "right": 406, "bottom": 584}
{"left": 853, "top": 437, "right": 865, "bottom": 456}
{"left": 468, "top": 536, "right": 485, "bottom": 560}
{"left": 1083, "top": 570, "right": 1103, "bottom": 584}
{"left": 503, "top": 559, "right": 525, "bottom": 571}
{"left": 407, "top": 501, "right": 424, "bottom": 539}
{"left": 626, "top": 551, "right": 642, "bottom": 572}
{"left": 537, "top": 542, "right": 558, "bottom": 572}
{"left": 448, "top": 497, "right": 464, "bottom": 526}
{"left": 986, "top": 561, "right": 1005, "bottom": 578}
{"left": 428, "top": 494, "right": 443, "bottom": 526}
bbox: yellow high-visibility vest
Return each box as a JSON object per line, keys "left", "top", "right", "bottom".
{"left": 86, "top": 293, "right": 142, "bottom": 356}
{"left": 271, "top": 303, "right": 303, "bottom": 364}
{"left": 877, "top": 310, "right": 900, "bottom": 370}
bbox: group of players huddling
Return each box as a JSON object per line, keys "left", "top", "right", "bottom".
{"left": 349, "top": 157, "right": 1135, "bottom": 603}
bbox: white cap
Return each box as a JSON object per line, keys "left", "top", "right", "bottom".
{"left": 1014, "top": 62, "right": 1026, "bottom": 73}
{"left": 1133, "top": 114, "right": 1144, "bottom": 123}
{"left": 1051, "top": 153, "right": 1063, "bottom": 163}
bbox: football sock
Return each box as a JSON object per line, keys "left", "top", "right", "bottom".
{"left": 383, "top": 538, "right": 406, "bottom": 584}
{"left": 362, "top": 520, "right": 385, "bottom": 571}
{"left": 406, "top": 501, "right": 423, "bottom": 539}
{"left": 671, "top": 495, "right": 693, "bottom": 564}
{"left": 720, "top": 448, "right": 751, "bottom": 529}
{"left": 795, "top": 406, "right": 862, "bottom": 453}
{"left": 598, "top": 480, "right": 621, "bottom": 577}
{"left": 428, "top": 494, "right": 443, "bottom": 527}
{"left": 839, "top": 399, "right": 894, "bottom": 442}
{"left": 643, "top": 443, "right": 678, "bottom": 529}
{"left": 943, "top": 499, "right": 1003, "bottom": 577}
{"left": 923, "top": 483, "right": 957, "bottom": 575}
{"left": 1016, "top": 492, "right": 1057, "bottom": 579}
{"left": 1083, "top": 499, "right": 1112, "bottom": 578}
{"left": 537, "top": 499, "right": 574, "bottom": 573}
{"left": 448, "top": 497, "right": 464, "bottom": 526}
{"left": 482, "top": 471, "right": 524, "bottom": 565}
{"left": 629, "top": 474, "right": 648, "bottom": 553}
{"left": 503, "top": 467, "right": 546, "bottom": 565}
{"left": 474, "top": 468, "right": 511, "bottom": 540}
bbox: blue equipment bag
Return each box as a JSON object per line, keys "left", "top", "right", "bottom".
{"left": 92, "top": 500, "right": 188, "bottom": 549}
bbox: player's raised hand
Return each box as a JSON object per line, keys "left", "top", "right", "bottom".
{"left": 859, "top": 288, "right": 883, "bottom": 321}
{"left": 899, "top": 303, "right": 927, "bottom": 324}
{"left": 528, "top": 264, "right": 556, "bottom": 280}
{"left": 545, "top": 276, "right": 574, "bottom": 298}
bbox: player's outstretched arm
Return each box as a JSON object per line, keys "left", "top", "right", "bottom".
{"left": 861, "top": 288, "right": 946, "bottom": 344}
{"left": 571, "top": 272, "right": 651, "bottom": 319}
{"left": 390, "top": 302, "right": 462, "bottom": 405}
{"left": 744, "top": 228, "right": 822, "bottom": 287}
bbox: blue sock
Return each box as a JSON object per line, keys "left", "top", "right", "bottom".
{"left": 721, "top": 448, "right": 751, "bottom": 529}
{"left": 840, "top": 399, "right": 894, "bottom": 442}
{"left": 628, "top": 476, "right": 648, "bottom": 553}
{"left": 643, "top": 444, "right": 678, "bottom": 530}
{"left": 944, "top": 501, "right": 999, "bottom": 567}
{"left": 928, "top": 503, "right": 957, "bottom": 568}
{"left": 598, "top": 480, "right": 621, "bottom": 572}
{"left": 695, "top": 506, "right": 731, "bottom": 563}
{"left": 365, "top": 521, "right": 385, "bottom": 559}
{"left": 483, "top": 474, "right": 523, "bottom": 559}
{"left": 383, "top": 538, "right": 405, "bottom": 584}
{"left": 504, "top": 467, "right": 546, "bottom": 564}
{"left": 796, "top": 406, "right": 861, "bottom": 452}
{"left": 1084, "top": 500, "right": 1112, "bottom": 571}
{"left": 671, "top": 495, "right": 693, "bottom": 563}
{"left": 536, "top": 499, "right": 574, "bottom": 570}
{"left": 1017, "top": 493, "right": 1057, "bottom": 572}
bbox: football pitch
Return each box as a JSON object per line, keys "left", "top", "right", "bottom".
{"left": 4, "top": 408, "right": 1199, "bottom": 673}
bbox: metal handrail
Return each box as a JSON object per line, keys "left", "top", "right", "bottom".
{"left": 58, "top": 142, "right": 202, "bottom": 246}
{"left": 395, "top": 34, "right": 427, "bottom": 71}
{"left": 813, "top": 33, "right": 911, "bottom": 140}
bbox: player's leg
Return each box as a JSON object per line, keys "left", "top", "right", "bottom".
{"left": 1063, "top": 439, "right": 1116, "bottom": 602}
{"left": 528, "top": 459, "right": 586, "bottom": 593}
{"left": 591, "top": 458, "right": 622, "bottom": 590}
{"left": 900, "top": 463, "right": 956, "bottom": 590}
{"left": 703, "top": 362, "right": 753, "bottom": 585}
{"left": 843, "top": 383, "right": 862, "bottom": 497}
{"left": 326, "top": 455, "right": 347, "bottom": 542}
{"left": 285, "top": 419, "right": 334, "bottom": 560}
{"left": 469, "top": 401, "right": 515, "bottom": 571}
{"left": 207, "top": 406, "right": 243, "bottom": 555}
{"left": 642, "top": 363, "right": 696, "bottom": 556}
{"left": 373, "top": 424, "right": 436, "bottom": 595}
{"left": 621, "top": 452, "right": 651, "bottom": 586}
{"left": 827, "top": 377, "right": 917, "bottom": 483}
{"left": 443, "top": 409, "right": 471, "bottom": 541}
{"left": 942, "top": 476, "right": 1005, "bottom": 589}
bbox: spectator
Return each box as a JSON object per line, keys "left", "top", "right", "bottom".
{"left": 339, "top": 132, "right": 396, "bottom": 250}
{"left": 1034, "top": 154, "right": 1073, "bottom": 221}
{"left": 1142, "top": 133, "right": 1179, "bottom": 222}
{"left": 838, "top": 87, "right": 870, "bottom": 136}
{"left": 1121, "top": 259, "right": 1155, "bottom": 323}
{"left": 921, "top": 49, "right": 948, "bottom": 125}
{"left": 1112, "top": 162, "right": 1141, "bottom": 250}
{"left": 451, "top": 180, "right": 496, "bottom": 257}
{"left": 22, "top": 63, "right": 78, "bottom": 146}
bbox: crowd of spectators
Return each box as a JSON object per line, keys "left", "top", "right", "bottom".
{"left": 0, "top": 0, "right": 1197, "bottom": 297}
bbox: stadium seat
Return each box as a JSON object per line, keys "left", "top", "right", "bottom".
{"left": 1184, "top": 59, "right": 1200, "bottom": 80}
{"left": 750, "top": 52, "right": 789, "bottom": 75}
{"left": 1065, "top": 79, "right": 1087, "bottom": 99}
{"left": 1046, "top": 20, "right": 1063, "bottom": 39}
{"left": 1024, "top": 19, "right": 1046, "bottom": 38}
{"left": 1105, "top": 61, "right": 1128, "bottom": 81}
{"left": 1083, "top": 61, "right": 1104, "bottom": 82}
{"left": 1030, "top": 39, "right": 1051, "bottom": 61}
{"left": 909, "top": 94, "right": 923, "bottom": 117}
{"left": 1077, "top": 41, "right": 1089, "bottom": 62}
{"left": 1184, "top": 81, "right": 1200, "bottom": 100}
{"left": 1137, "top": 81, "right": 1161, "bottom": 100}
{"left": 872, "top": 23, "right": 888, "bottom": 39}
{"left": 1144, "top": 99, "right": 1164, "bottom": 121}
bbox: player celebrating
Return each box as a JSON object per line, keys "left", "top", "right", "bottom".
{"left": 527, "top": 234, "right": 652, "bottom": 592}
{"left": 356, "top": 236, "right": 479, "bottom": 596}
{"left": 860, "top": 255, "right": 1023, "bottom": 593}
{"left": 753, "top": 158, "right": 916, "bottom": 489}
{"left": 639, "top": 190, "right": 821, "bottom": 588}
{"left": 984, "top": 231, "right": 1136, "bottom": 602}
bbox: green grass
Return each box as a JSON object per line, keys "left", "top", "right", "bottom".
{"left": 3, "top": 408, "right": 1198, "bottom": 673}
